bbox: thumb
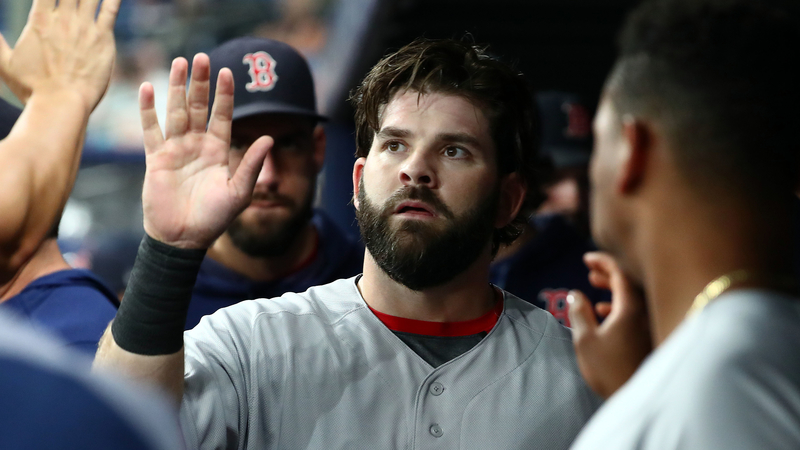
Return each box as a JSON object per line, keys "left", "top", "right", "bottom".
{"left": 568, "top": 289, "right": 598, "bottom": 341}
{"left": 230, "top": 135, "right": 272, "bottom": 200}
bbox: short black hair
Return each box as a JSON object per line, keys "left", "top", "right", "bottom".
{"left": 350, "top": 38, "right": 545, "bottom": 248}
{"left": 606, "top": 0, "right": 800, "bottom": 201}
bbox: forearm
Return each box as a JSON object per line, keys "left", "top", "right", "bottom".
{"left": 0, "top": 91, "right": 89, "bottom": 279}
{"left": 94, "top": 326, "right": 185, "bottom": 405}
{"left": 93, "top": 234, "right": 206, "bottom": 405}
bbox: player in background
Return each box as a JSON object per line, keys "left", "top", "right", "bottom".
{"left": 186, "top": 37, "right": 363, "bottom": 329}
{"left": 491, "top": 91, "right": 608, "bottom": 326}
{"left": 0, "top": 0, "right": 120, "bottom": 285}
{"left": 568, "top": 0, "right": 800, "bottom": 448}
{"left": 95, "top": 38, "right": 600, "bottom": 449}
{"left": 0, "top": 208, "right": 119, "bottom": 356}
{"left": 0, "top": 1, "right": 183, "bottom": 448}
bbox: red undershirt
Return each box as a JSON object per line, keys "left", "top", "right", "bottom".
{"left": 367, "top": 298, "right": 504, "bottom": 337}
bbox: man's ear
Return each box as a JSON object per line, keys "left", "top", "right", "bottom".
{"left": 352, "top": 157, "right": 366, "bottom": 210}
{"left": 617, "top": 116, "right": 653, "bottom": 195}
{"left": 312, "top": 125, "right": 327, "bottom": 173}
{"left": 495, "top": 172, "right": 527, "bottom": 228}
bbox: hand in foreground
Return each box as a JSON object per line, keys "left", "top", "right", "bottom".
{"left": 0, "top": 0, "right": 120, "bottom": 110}
{"left": 568, "top": 252, "right": 653, "bottom": 399}
{"left": 140, "top": 54, "right": 272, "bottom": 249}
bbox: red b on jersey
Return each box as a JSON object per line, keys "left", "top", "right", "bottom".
{"left": 242, "top": 51, "right": 278, "bottom": 92}
{"left": 539, "top": 288, "right": 571, "bottom": 327}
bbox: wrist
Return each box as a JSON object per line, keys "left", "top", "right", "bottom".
{"left": 143, "top": 225, "right": 215, "bottom": 251}
{"left": 111, "top": 234, "right": 207, "bottom": 355}
{"left": 26, "top": 88, "right": 91, "bottom": 118}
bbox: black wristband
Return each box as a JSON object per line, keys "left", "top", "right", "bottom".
{"left": 111, "top": 234, "right": 207, "bottom": 355}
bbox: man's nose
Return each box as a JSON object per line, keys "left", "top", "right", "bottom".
{"left": 399, "top": 150, "right": 437, "bottom": 188}
{"left": 256, "top": 150, "right": 280, "bottom": 190}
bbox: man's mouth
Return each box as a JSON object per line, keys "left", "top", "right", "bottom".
{"left": 249, "top": 196, "right": 292, "bottom": 209}
{"left": 394, "top": 201, "right": 436, "bottom": 217}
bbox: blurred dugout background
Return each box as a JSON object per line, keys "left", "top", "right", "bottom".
{"left": 0, "top": 0, "right": 636, "bottom": 293}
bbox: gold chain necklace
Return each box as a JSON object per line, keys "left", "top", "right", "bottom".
{"left": 686, "top": 270, "right": 797, "bottom": 317}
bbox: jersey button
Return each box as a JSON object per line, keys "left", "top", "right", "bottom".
{"left": 429, "top": 424, "right": 443, "bottom": 438}
{"left": 429, "top": 382, "right": 445, "bottom": 396}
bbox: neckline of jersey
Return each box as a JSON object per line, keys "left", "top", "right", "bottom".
{"left": 367, "top": 299, "right": 504, "bottom": 337}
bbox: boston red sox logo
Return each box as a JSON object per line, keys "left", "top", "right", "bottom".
{"left": 242, "top": 51, "right": 278, "bottom": 92}
{"left": 539, "top": 288, "right": 571, "bottom": 327}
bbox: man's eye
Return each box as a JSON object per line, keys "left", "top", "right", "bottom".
{"left": 386, "top": 141, "right": 407, "bottom": 152}
{"left": 444, "top": 146, "right": 467, "bottom": 158}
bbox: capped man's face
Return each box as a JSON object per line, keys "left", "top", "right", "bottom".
{"left": 353, "top": 91, "right": 513, "bottom": 290}
{"left": 226, "top": 114, "right": 323, "bottom": 257}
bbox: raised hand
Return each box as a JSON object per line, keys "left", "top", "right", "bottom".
{"left": 0, "top": 0, "right": 120, "bottom": 110}
{"left": 567, "top": 251, "right": 653, "bottom": 399}
{"left": 140, "top": 54, "right": 271, "bottom": 250}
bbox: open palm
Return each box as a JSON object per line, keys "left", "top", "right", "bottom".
{"left": 140, "top": 54, "right": 271, "bottom": 249}
{"left": 0, "top": 0, "right": 120, "bottom": 109}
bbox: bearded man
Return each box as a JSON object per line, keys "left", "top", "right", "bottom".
{"left": 95, "top": 38, "right": 600, "bottom": 449}
{"left": 187, "top": 37, "right": 363, "bottom": 329}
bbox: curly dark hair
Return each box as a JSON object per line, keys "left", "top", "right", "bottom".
{"left": 607, "top": 0, "right": 800, "bottom": 201}
{"left": 349, "top": 38, "right": 544, "bottom": 250}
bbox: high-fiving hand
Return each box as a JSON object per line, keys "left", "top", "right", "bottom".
{"left": 140, "top": 54, "right": 272, "bottom": 250}
{"left": 568, "top": 252, "right": 653, "bottom": 399}
{"left": 0, "top": 0, "right": 120, "bottom": 110}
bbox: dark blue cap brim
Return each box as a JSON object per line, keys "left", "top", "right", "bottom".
{"left": 232, "top": 101, "right": 327, "bottom": 122}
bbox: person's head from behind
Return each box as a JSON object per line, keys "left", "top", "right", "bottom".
{"left": 591, "top": 0, "right": 800, "bottom": 277}
{"left": 208, "top": 37, "right": 327, "bottom": 258}
{"left": 350, "top": 38, "right": 542, "bottom": 290}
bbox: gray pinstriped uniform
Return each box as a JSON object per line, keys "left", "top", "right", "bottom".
{"left": 180, "top": 277, "right": 601, "bottom": 449}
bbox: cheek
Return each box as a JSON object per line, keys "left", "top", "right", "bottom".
{"left": 361, "top": 160, "right": 394, "bottom": 202}
{"left": 588, "top": 165, "right": 625, "bottom": 253}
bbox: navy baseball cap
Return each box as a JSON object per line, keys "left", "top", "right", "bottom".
{"left": 536, "top": 91, "right": 592, "bottom": 168}
{"left": 0, "top": 98, "right": 22, "bottom": 140}
{"left": 207, "top": 37, "right": 326, "bottom": 122}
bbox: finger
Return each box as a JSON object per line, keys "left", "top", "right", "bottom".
{"left": 0, "top": 33, "right": 10, "bottom": 72}
{"left": 96, "top": 0, "right": 122, "bottom": 29}
{"left": 79, "top": 0, "right": 101, "bottom": 19}
{"left": 583, "top": 251, "right": 614, "bottom": 272}
{"left": 230, "top": 136, "right": 273, "bottom": 200}
{"left": 58, "top": 0, "right": 79, "bottom": 12}
{"left": 31, "top": 0, "right": 57, "bottom": 14}
{"left": 595, "top": 302, "right": 612, "bottom": 318}
{"left": 568, "top": 290, "right": 598, "bottom": 340}
{"left": 186, "top": 53, "right": 211, "bottom": 133}
{"left": 207, "top": 68, "right": 234, "bottom": 144}
{"left": 139, "top": 82, "right": 164, "bottom": 154}
{"left": 165, "top": 57, "right": 189, "bottom": 139}
{"left": 588, "top": 269, "right": 611, "bottom": 290}
{"left": 585, "top": 251, "right": 620, "bottom": 286}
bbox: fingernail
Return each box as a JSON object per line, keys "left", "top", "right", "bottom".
{"left": 567, "top": 292, "right": 576, "bottom": 305}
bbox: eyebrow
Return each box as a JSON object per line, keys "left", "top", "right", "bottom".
{"left": 434, "top": 132, "right": 483, "bottom": 149}
{"left": 376, "top": 126, "right": 412, "bottom": 140}
{"left": 376, "top": 127, "right": 484, "bottom": 148}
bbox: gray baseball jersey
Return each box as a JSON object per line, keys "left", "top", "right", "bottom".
{"left": 180, "top": 277, "right": 601, "bottom": 449}
{"left": 571, "top": 289, "right": 800, "bottom": 450}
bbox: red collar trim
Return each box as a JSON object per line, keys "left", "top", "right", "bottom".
{"left": 368, "top": 298, "right": 504, "bottom": 337}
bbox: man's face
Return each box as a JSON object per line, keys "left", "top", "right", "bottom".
{"left": 353, "top": 91, "right": 508, "bottom": 290}
{"left": 226, "top": 114, "right": 324, "bottom": 257}
{"left": 589, "top": 95, "right": 625, "bottom": 253}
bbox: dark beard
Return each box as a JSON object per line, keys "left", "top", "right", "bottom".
{"left": 226, "top": 190, "right": 314, "bottom": 258}
{"left": 356, "top": 180, "right": 499, "bottom": 291}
